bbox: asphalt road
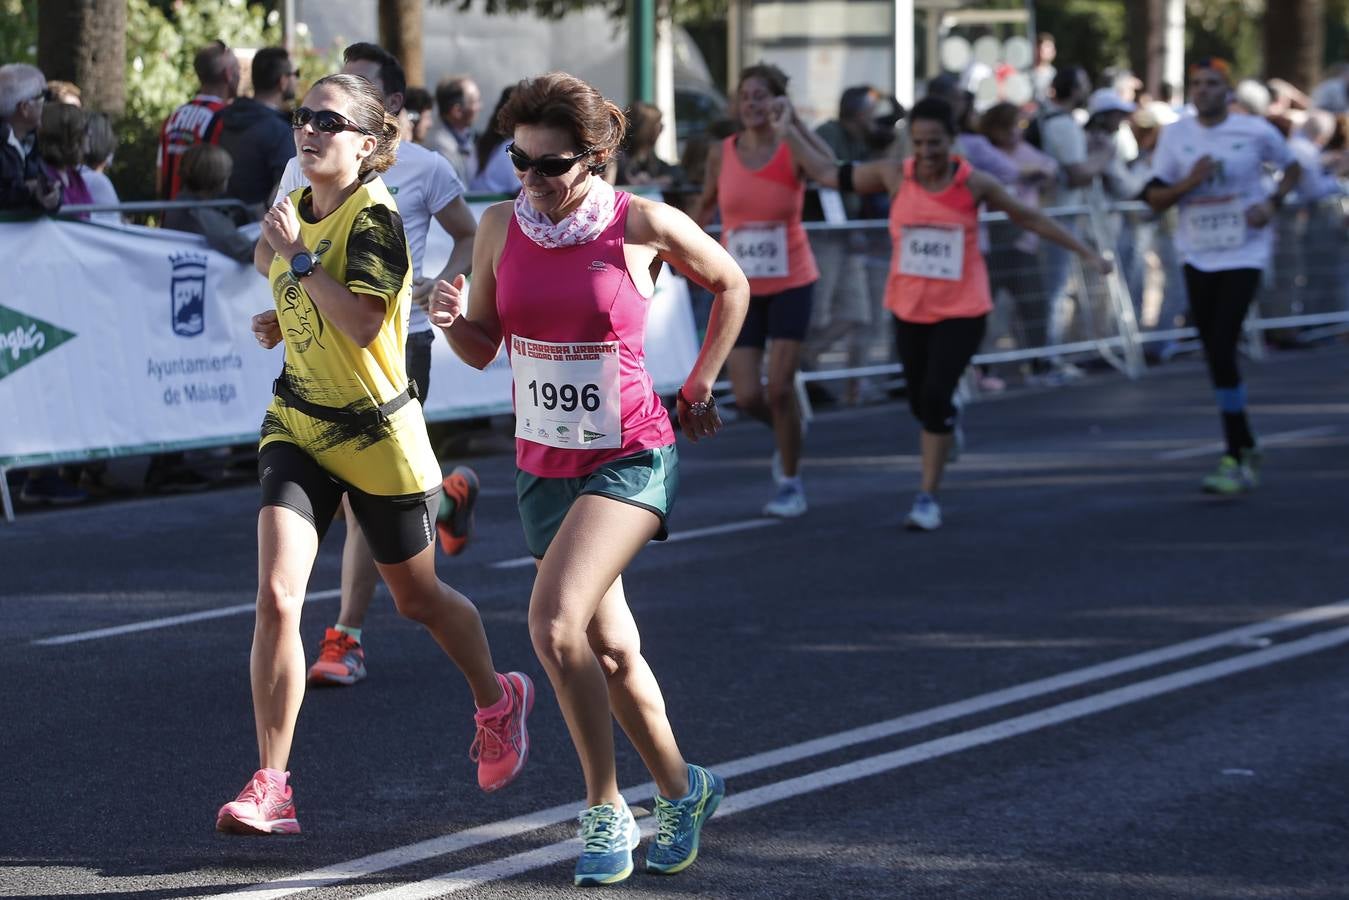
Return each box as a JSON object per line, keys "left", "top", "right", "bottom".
{"left": 3, "top": 346, "right": 1347, "bottom": 899}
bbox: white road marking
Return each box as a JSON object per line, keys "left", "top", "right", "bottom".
{"left": 30, "top": 588, "right": 343, "bottom": 646}
{"left": 487, "top": 517, "right": 783, "bottom": 569}
{"left": 217, "top": 600, "right": 1349, "bottom": 899}
{"left": 1154, "top": 425, "right": 1338, "bottom": 461}
{"left": 355, "top": 623, "right": 1349, "bottom": 898}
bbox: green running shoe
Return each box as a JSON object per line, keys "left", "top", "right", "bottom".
{"left": 645, "top": 764, "right": 726, "bottom": 875}
{"left": 1240, "top": 445, "right": 1263, "bottom": 489}
{"left": 573, "top": 799, "right": 639, "bottom": 887}
{"left": 1201, "top": 455, "right": 1249, "bottom": 495}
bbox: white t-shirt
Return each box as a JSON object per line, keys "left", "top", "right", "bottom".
{"left": 79, "top": 166, "right": 123, "bottom": 225}
{"left": 1039, "top": 105, "right": 1088, "bottom": 208}
{"left": 278, "top": 141, "right": 465, "bottom": 332}
{"left": 1151, "top": 113, "right": 1295, "bottom": 272}
{"left": 469, "top": 141, "right": 520, "bottom": 194}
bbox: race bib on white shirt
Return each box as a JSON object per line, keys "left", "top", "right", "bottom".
{"left": 727, "top": 223, "right": 788, "bottom": 279}
{"left": 1181, "top": 196, "right": 1246, "bottom": 252}
{"left": 899, "top": 225, "right": 964, "bottom": 280}
{"left": 511, "top": 336, "right": 621, "bottom": 449}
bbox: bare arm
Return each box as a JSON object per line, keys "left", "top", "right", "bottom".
{"left": 412, "top": 196, "right": 477, "bottom": 311}
{"left": 260, "top": 197, "right": 387, "bottom": 348}
{"left": 253, "top": 235, "right": 272, "bottom": 277}
{"left": 1247, "top": 160, "right": 1302, "bottom": 227}
{"left": 429, "top": 201, "right": 509, "bottom": 370}
{"left": 628, "top": 196, "right": 750, "bottom": 441}
{"left": 1144, "top": 155, "right": 1216, "bottom": 213}
{"left": 688, "top": 140, "right": 722, "bottom": 227}
{"left": 971, "top": 171, "right": 1111, "bottom": 274}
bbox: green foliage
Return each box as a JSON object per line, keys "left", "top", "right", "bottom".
{"left": 1185, "top": 0, "right": 1262, "bottom": 78}
{"left": 1031, "top": 0, "right": 1130, "bottom": 76}
{"left": 112, "top": 0, "right": 283, "bottom": 201}
{"left": 0, "top": 0, "right": 38, "bottom": 65}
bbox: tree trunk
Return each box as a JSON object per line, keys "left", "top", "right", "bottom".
{"left": 1126, "top": 0, "right": 1164, "bottom": 97}
{"left": 378, "top": 0, "right": 424, "bottom": 91}
{"left": 37, "top": 0, "right": 126, "bottom": 115}
{"left": 1264, "top": 0, "right": 1323, "bottom": 91}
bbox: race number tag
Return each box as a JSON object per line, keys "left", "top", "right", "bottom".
{"left": 1181, "top": 196, "right": 1246, "bottom": 251}
{"left": 511, "top": 336, "right": 621, "bottom": 449}
{"left": 899, "top": 225, "right": 964, "bottom": 280}
{"left": 727, "top": 223, "right": 789, "bottom": 279}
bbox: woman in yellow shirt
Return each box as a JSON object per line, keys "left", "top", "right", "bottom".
{"left": 215, "top": 74, "right": 532, "bottom": 835}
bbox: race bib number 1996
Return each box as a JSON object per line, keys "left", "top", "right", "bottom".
{"left": 512, "top": 336, "right": 621, "bottom": 449}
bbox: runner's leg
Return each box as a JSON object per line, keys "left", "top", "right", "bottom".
{"left": 529, "top": 494, "right": 671, "bottom": 804}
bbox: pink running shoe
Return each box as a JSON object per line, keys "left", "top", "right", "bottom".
{"left": 470, "top": 671, "right": 534, "bottom": 792}
{"left": 216, "top": 770, "right": 300, "bottom": 835}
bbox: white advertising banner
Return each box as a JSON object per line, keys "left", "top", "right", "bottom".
{"left": 0, "top": 200, "right": 698, "bottom": 468}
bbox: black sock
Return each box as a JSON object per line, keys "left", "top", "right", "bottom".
{"left": 1221, "top": 411, "right": 1255, "bottom": 458}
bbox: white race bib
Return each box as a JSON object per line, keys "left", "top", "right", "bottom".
{"left": 511, "top": 336, "right": 621, "bottom": 449}
{"left": 899, "top": 225, "right": 964, "bottom": 281}
{"left": 727, "top": 223, "right": 788, "bottom": 279}
{"left": 1181, "top": 196, "right": 1246, "bottom": 251}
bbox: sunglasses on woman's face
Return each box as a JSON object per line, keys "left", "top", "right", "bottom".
{"left": 507, "top": 143, "right": 592, "bottom": 177}
{"left": 291, "top": 107, "right": 370, "bottom": 135}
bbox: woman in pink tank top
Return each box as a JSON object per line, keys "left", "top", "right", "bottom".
{"left": 428, "top": 73, "right": 749, "bottom": 887}
{"left": 691, "top": 63, "right": 836, "bottom": 520}
{"left": 780, "top": 97, "right": 1111, "bottom": 531}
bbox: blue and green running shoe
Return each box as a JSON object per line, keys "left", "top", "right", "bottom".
{"left": 645, "top": 764, "right": 726, "bottom": 875}
{"left": 573, "top": 799, "right": 639, "bottom": 887}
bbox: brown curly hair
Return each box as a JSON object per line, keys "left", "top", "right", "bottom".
{"left": 497, "top": 72, "right": 626, "bottom": 171}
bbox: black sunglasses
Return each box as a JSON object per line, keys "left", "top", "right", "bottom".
{"left": 291, "top": 106, "right": 370, "bottom": 135}
{"left": 26, "top": 88, "right": 52, "bottom": 105}
{"left": 507, "top": 143, "right": 593, "bottom": 177}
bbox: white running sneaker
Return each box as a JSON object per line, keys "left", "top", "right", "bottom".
{"left": 904, "top": 493, "right": 942, "bottom": 531}
{"left": 763, "top": 482, "right": 807, "bottom": 518}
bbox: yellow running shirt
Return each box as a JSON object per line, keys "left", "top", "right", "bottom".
{"left": 259, "top": 177, "right": 440, "bottom": 497}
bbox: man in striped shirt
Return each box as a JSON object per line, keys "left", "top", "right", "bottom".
{"left": 157, "top": 40, "right": 239, "bottom": 199}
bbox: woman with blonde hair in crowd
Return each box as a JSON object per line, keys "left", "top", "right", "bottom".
{"left": 430, "top": 71, "right": 747, "bottom": 886}
{"left": 216, "top": 73, "right": 532, "bottom": 836}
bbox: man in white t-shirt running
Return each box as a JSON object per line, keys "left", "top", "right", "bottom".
{"left": 263, "top": 42, "right": 480, "bottom": 684}
{"left": 1144, "top": 57, "right": 1301, "bottom": 495}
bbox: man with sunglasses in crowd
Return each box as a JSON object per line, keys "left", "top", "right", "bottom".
{"left": 268, "top": 42, "right": 481, "bottom": 689}
{"left": 0, "top": 64, "right": 60, "bottom": 212}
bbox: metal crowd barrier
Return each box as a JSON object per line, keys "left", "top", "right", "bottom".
{"left": 698, "top": 196, "right": 1349, "bottom": 413}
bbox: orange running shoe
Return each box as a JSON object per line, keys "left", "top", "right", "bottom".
{"left": 470, "top": 671, "right": 534, "bottom": 792}
{"left": 216, "top": 770, "right": 300, "bottom": 835}
{"left": 306, "top": 627, "right": 366, "bottom": 686}
{"left": 436, "top": 466, "right": 480, "bottom": 556}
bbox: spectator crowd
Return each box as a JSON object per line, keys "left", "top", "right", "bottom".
{"left": 3, "top": 30, "right": 1348, "bottom": 506}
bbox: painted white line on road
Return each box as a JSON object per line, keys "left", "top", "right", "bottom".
{"left": 30, "top": 588, "right": 342, "bottom": 646}
{"left": 216, "top": 599, "right": 1349, "bottom": 899}
{"left": 488, "top": 517, "right": 783, "bottom": 570}
{"left": 357, "top": 623, "right": 1349, "bottom": 898}
{"left": 1154, "top": 425, "right": 1338, "bottom": 461}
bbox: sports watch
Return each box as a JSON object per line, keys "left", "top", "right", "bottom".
{"left": 289, "top": 250, "right": 316, "bottom": 279}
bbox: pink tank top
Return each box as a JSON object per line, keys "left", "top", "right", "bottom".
{"left": 717, "top": 135, "right": 819, "bottom": 295}
{"left": 496, "top": 191, "right": 675, "bottom": 478}
{"left": 884, "top": 156, "right": 993, "bottom": 324}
